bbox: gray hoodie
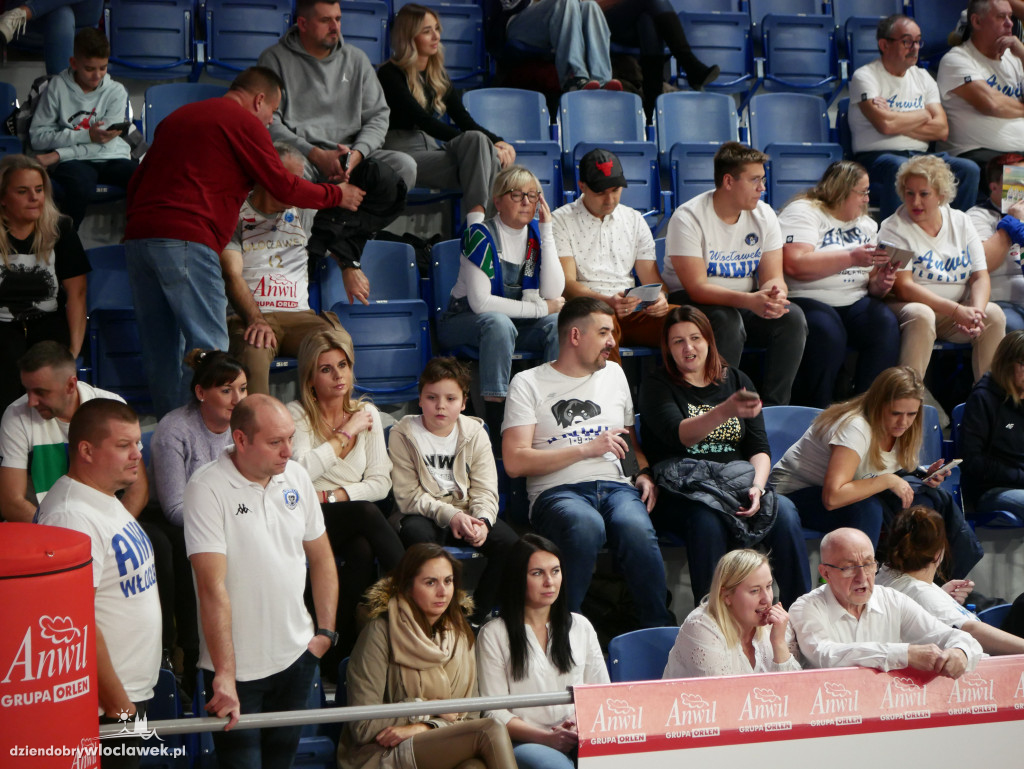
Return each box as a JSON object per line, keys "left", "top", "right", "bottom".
{"left": 258, "top": 27, "right": 390, "bottom": 160}
{"left": 28, "top": 69, "right": 130, "bottom": 162}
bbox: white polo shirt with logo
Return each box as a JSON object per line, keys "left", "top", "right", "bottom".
{"left": 183, "top": 449, "right": 324, "bottom": 681}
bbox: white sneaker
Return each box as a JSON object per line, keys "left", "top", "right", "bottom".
{"left": 0, "top": 7, "right": 27, "bottom": 45}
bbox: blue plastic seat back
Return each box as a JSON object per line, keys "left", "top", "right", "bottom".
{"left": 144, "top": 83, "right": 230, "bottom": 143}
{"left": 204, "top": 0, "right": 293, "bottom": 80}
{"left": 608, "top": 627, "right": 680, "bottom": 683}
{"left": 669, "top": 143, "right": 718, "bottom": 208}
{"left": 462, "top": 87, "right": 550, "bottom": 142}
{"left": 678, "top": 12, "right": 756, "bottom": 94}
{"left": 430, "top": 238, "right": 462, "bottom": 317}
{"left": 322, "top": 240, "right": 419, "bottom": 305}
{"left": 749, "top": 0, "right": 824, "bottom": 33}
{"left": 921, "top": 403, "right": 944, "bottom": 468}
{"left": 913, "top": 0, "right": 965, "bottom": 66}
{"left": 558, "top": 90, "right": 645, "bottom": 160}
{"left": 845, "top": 15, "right": 886, "bottom": 72}
{"left": 667, "top": 0, "right": 735, "bottom": 11}
{"left": 748, "top": 92, "right": 830, "bottom": 148}
{"left": 0, "top": 135, "right": 22, "bottom": 157}
{"left": 513, "top": 141, "right": 564, "bottom": 207}
{"left": 832, "top": 0, "right": 902, "bottom": 32}
{"left": 339, "top": 0, "right": 389, "bottom": 67}
{"left": 410, "top": 2, "right": 486, "bottom": 85}
{"left": 0, "top": 81, "right": 17, "bottom": 126}
{"left": 655, "top": 91, "right": 739, "bottom": 171}
{"left": 977, "top": 603, "right": 1012, "bottom": 626}
{"left": 105, "top": 0, "right": 198, "bottom": 80}
{"left": 765, "top": 141, "right": 843, "bottom": 208}
{"left": 762, "top": 405, "right": 821, "bottom": 463}
{"left": 761, "top": 14, "right": 839, "bottom": 94}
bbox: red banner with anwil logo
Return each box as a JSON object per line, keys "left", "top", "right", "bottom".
{"left": 575, "top": 656, "right": 1024, "bottom": 756}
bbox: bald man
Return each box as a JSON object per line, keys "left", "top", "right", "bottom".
{"left": 184, "top": 394, "right": 337, "bottom": 768}
{"left": 789, "top": 527, "right": 982, "bottom": 678}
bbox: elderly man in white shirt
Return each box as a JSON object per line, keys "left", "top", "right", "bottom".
{"left": 789, "top": 527, "right": 983, "bottom": 678}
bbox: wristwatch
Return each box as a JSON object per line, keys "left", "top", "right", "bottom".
{"left": 316, "top": 628, "right": 339, "bottom": 647}
{"left": 326, "top": 490, "right": 337, "bottom": 503}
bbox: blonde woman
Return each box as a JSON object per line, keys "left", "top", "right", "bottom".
{"left": 288, "top": 328, "right": 404, "bottom": 661}
{"left": 779, "top": 160, "right": 899, "bottom": 407}
{"left": 0, "top": 153, "right": 88, "bottom": 410}
{"left": 771, "top": 366, "right": 982, "bottom": 578}
{"left": 378, "top": 4, "right": 515, "bottom": 217}
{"left": 879, "top": 154, "right": 1006, "bottom": 382}
{"left": 663, "top": 549, "right": 800, "bottom": 679}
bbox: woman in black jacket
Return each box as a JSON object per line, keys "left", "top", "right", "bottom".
{"left": 638, "top": 305, "right": 810, "bottom": 607}
{"left": 961, "top": 330, "right": 1024, "bottom": 516}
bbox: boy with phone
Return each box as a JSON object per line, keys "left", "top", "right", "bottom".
{"left": 29, "top": 27, "right": 138, "bottom": 229}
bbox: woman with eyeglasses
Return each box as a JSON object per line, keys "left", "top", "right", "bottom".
{"left": 879, "top": 155, "right": 1006, "bottom": 384}
{"left": 663, "top": 549, "right": 800, "bottom": 679}
{"left": 778, "top": 160, "right": 900, "bottom": 407}
{"left": 438, "top": 165, "right": 565, "bottom": 444}
{"left": 960, "top": 330, "right": 1024, "bottom": 519}
{"left": 771, "top": 366, "right": 983, "bottom": 578}
{"left": 879, "top": 506, "right": 1024, "bottom": 652}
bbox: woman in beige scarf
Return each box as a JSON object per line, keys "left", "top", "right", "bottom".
{"left": 338, "top": 543, "right": 517, "bottom": 769}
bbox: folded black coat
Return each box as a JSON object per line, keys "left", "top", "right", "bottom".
{"left": 654, "top": 457, "right": 778, "bottom": 548}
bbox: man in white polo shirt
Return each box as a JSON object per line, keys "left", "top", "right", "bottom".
{"left": 37, "top": 398, "right": 161, "bottom": 769}
{"left": 185, "top": 393, "right": 337, "bottom": 768}
{"left": 0, "top": 340, "right": 146, "bottom": 522}
{"left": 850, "top": 14, "right": 980, "bottom": 218}
{"left": 663, "top": 141, "right": 807, "bottom": 406}
{"left": 938, "top": 0, "right": 1024, "bottom": 184}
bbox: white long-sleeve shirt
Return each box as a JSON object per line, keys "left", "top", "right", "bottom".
{"left": 789, "top": 583, "right": 984, "bottom": 671}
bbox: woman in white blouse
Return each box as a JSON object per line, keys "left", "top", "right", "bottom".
{"left": 879, "top": 506, "right": 1024, "bottom": 653}
{"left": 438, "top": 165, "right": 565, "bottom": 442}
{"left": 476, "top": 534, "right": 608, "bottom": 769}
{"left": 663, "top": 549, "right": 800, "bottom": 679}
{"left": 288, "top": 328, "right": 405, "bottom": 662}
{"left": 779, "top": 160, "right": 899, "bottom": 407}
{"left": 880, "top": 154, "right": 1006, "bottom": 381}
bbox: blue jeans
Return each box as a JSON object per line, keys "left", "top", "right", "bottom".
{"left": 531, "top": 480, "right": 674, "bottom": 628}
{"left": 855, "top": 150, "right": 980, "bottom": 219}
{"left": 24, "top": 0, "right": 103, "bottom": 75}
{"left": 513, "top": 742, "right": 576, "bottom": 769}
{"left": 785, "top": 485, "right": 885, "bottom": 546}
{"left": 975, "top": 487, "right": 1024, "bottom": 518}
{"left": 506, "top": 0, "right": 612, "bottom": 86}
{"left": 202, "top": 649, "right": 318, "bottom": 769}
{"left": 791, "top": 295, "right": 900, "bottom": 408}
{"left": 996, "top": 300, "right": 1024, "bottom": 334}
{"left": 438, "top": 309, "right": 559, "bottom": 398}
{"left": 652, "top": 493, "right": 811, "bottom": 608}
{"left": 125, "top": 238, "right": 229, "bottom": 416}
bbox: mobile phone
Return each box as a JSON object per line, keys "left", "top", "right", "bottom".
{"left": 735, "top": 389, "right": 760, "bottom": 402}
{"left": 342, "top": 151, "right": 352, "bottom": 172}
{"left": 923, "top": 458, "right": 962, "bottom": 483}
{"left": 106, "top": 121, "right": 131, "bottom": 134}
{"left": 879, "top": 241, "right": 914, "bottom": 268}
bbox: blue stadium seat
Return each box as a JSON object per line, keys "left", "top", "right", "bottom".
{"left": 832, "top": 0, "right": 902, "bottom": 33}
{"left": 318, "top": 240, "right": 419, "bottom": 306}
{"left": 143, "top": 83, "right": 229, "bottom": 143}
{"left": 0, "top": 81, "right": 17, "bottom": 127}
{"left": 677, "top": 11, "right": 757, "bottom": 103}
{"left": 609, "top": 627, "right": 679, "bottom": 682}
{"left": 977, "top": 603, "right": 1013, "bottom": 626}
{"left": 462, "top": 87, "right": 551, "bottom": 142}
{"left": 140, "top": 668, "right": 187, "bottom": 768}
{"left": 748, "top": 0, "right": 825, "bottom": 34}
{"left": 845, "top": 15, "right": 885, "bottom": 72}
{"left": 411, "top": 2, "right": 486, "bottom": 85}
{"left": 762, "top": 404, "right": 826, "bottom": 540}
{"left": 558, "top": 90, "right": 646, "bottom": 167}
{"left": 294, "top": 667, "right": 334, "bottom": 768}
{"left": 329, "top": 299, "right": 432, "bottom": 404}
{"left": 913, "top": 0, "right": 964, "bottom": 68}
{"left": 950, "top": 403, "right": 1024, "bottom": 528}
{"left": 339, "top": 0, "right": 389, "bottom": 67}
{"left": 748, "top": 92, "right": 830, "bottom": 149}
{"left": 513, "top": 141, "right": 564, "bottom": 208}
{"left": 761, "top": 14, "right": 843, "bottom": 105}
{"left": 204, "top": 0, "right": 293, "bottom": 81}
{"left": 105, "top": 0, "right": 200, "bottom": 81}
{"left": 669, "top": 143, "right": 718, "bottom": 209}
{"left": 571, "top": 140, "right": 664, "bottom": 226}
{"left": 667, "top": 0, "right": 735, "bottom": 11}
{"left": 654, "top": 91, "right": 739, "bottom": 173}
{"left": 86, "top": 245, "right": 151, "bottom": 410}
{"left": 0, "top": 135, "right": 22, "bottom": 156}
{"left": 765, "top": 141, "right": 843, "bottom": 208}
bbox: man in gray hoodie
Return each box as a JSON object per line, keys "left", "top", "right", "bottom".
{"left": 30, "top": 28, "right": 137, "bottom": 229}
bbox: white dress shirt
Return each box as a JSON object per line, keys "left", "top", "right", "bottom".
{"left": 789, "top": 583, "right": 984, "bottom": 672}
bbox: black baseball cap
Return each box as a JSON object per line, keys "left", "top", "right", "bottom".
{"left": 579, "top": 148, "right": 628, "bottom": 192}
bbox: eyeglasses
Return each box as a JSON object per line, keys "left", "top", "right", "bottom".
{"left": 744, "top": 175, "right": 767, "bottom": 188}
{"left": 852, "top": 187, "right": 871, "bottom": 198}
{"left": 506, "top": 190, "right": 540, "bottom": 203}
{"left": 886, "top": 36, "right": 923, "bottom": 49}
{"left": 822, "top": 560, "right": 880, "bottom": 576}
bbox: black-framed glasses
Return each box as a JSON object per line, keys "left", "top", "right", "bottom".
{"left": 506, "top": 190, "right": 540, "bottom": 203}
{"left": 886, "top": 36, "right": 923, "bottom": 49}
{"left": 822, "top": 560, "right": 879, "bottom": 576}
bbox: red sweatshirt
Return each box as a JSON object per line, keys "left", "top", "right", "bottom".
{"left": 125, "top": 96, "right": 343, "bottom": 252}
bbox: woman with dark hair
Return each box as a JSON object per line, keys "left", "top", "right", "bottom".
{"left": 288, "top": 328, "right": 404, "bottom": 661}
{"left": 339, "top": 543, "right": 517, "bottom": 769}
{"left": 779, "top": 159, "right": 900, "bottom": 407}
{"left": 771, "top": 366, "right": 982, "bottom": 578}
{"left": 378, "top": 3, "right": 514, "bottom": 217}
{"left": 0, "top": 153, "right": 89, "bottom": 410}
{"left": 961, "top": 330, "right": 1024, "bottom": 517}
{"left": 149, "top": 348, "right": 247, "bottom": 693}
{"left": 879, "top": 506, "right": 1024, "bottom": 652}
{"left": 639, "top": 305, "right": 811, "bottom": 607}
{"left": 476, "top": 534, "right": 608, "bottom": 769}
{"left": 664, "top": 549, "right": 799, "bottom": 679}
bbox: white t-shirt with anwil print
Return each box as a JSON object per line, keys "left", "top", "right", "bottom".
{"left": 502, "top": 361, "right": 633, "bottom": 508}
{"left": 409, "top": 416, "right": 459, "bottom": 495}
{"left": 663, "top": 189, "right": 784, "bottom": 294}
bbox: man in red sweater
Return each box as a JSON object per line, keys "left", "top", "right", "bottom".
{"left": 124, "top": 66, "right": 363, "bottom": 417}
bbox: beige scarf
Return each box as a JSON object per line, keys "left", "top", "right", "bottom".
{"left": 387, "top": 595, "right": 475, "bottom": 711}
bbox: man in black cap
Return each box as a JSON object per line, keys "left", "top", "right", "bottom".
{"left": 552, "top": 148, "right": 675, "bottom": 363}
